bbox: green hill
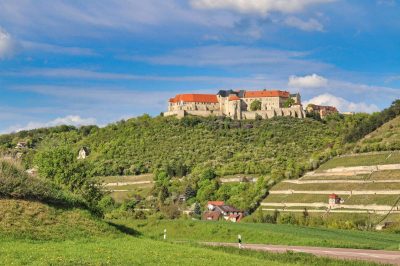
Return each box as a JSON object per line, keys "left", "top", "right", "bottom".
{"left": 355, "top": 115, "right": 400, "bottom": 152}
{"left": 36, "top": 116, "right": 340, "bottom": 177}
{"left": 1, "top": 115, "right": 346, "bottom": 212}
{"left": 1, "top": 101, "right": 399, "bottom": 215}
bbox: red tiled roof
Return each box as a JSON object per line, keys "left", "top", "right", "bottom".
{"left": 228, "top": 95, "right": 240, "bottom": 101}
{"left": 169, "top": 94, "right": 218, "bottom": 103}
{"left": 329, "top": 194, "right": 338, "bottom": 199}
{"left": 244, "top": 90, "right": 289, "bottom": 98}
{"left": 207, "top": 201, "right": 225, "bottom": 206}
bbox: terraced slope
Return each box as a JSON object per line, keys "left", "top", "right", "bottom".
{"left": 262, "top": 151, "right": 400, "bottom": 228}
{"left": 101, "top": 174, "right": 154, "bottom": 203}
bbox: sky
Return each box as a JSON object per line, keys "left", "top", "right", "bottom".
{"left": 1, "top": 0, "right": 400, "bottom": 133}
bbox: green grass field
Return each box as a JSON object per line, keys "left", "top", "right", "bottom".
{"left": 0, "top": 236, "right": 382, "bottom": 266}
{"left": 114, "top": 219, "right": 400, "bottom": 250}
{"left": 0, "top": 236, "right": 289, "bottom": 266}
{"left": 302, "top": 170, "right": 400, "bottom": 180}
{"left": 317, "top": 152, "right": 400, "bottom": 170}
{"left": 263, "top": 194, "right": 399, "bottom": 206}
{"left": 101, "top": 174, "right": 154, "bottom": 203}
{"left": 109, "top": 187, "right": 152, "bottom": 203}
{"left": 100, "top": 174, "right": 154, "bottom": 183}
{"left": 1, "top": 199, "right": 385, "bottom": 266}
{"left": 301, "top": 174, "right": 368, "bottom": 180}
{"left": 370, "top": 170, "right": 400, "bottom": 180}
{"left": 271, "top": 182, "right": 400, "bottom": 191}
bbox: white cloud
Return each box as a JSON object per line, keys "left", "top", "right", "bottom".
{"left": 0, "top": 27, "right": 15, "bottom": 59}
{"left": 284, "top": 17, "right": 324, "bottom": 31}
{"left": 304, "top": 93, "right": 380, "bottom": 113}
{"left": 5, "top": 115, "right": 97, "bottom": 133}
{"left": 191, "top": 0, "right": 334, "bottom": 15}
{"left": 288, "top": 73, "right": 328, "bottom": 88}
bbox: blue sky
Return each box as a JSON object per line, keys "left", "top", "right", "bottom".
{"left": 1, "top": 0, "right": 400, "bottom": 133}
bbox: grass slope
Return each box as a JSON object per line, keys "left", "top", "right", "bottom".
{"left": 355, "top": 115, "right": 400, "bottom": 152}
{"left": 0, "top": 199, "right": 120, "bottom": 241}
{"left": 318, "top": 152, "right": 400, "bottom": 170}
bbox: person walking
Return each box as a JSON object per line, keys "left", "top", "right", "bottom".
{"left": 238, "top": 234, "right": 242, "bottom": 249}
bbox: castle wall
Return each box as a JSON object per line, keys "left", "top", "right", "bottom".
{"left": 241, "top": 106, "right": 305, "bottom": 120}
{"left": 164, "top": 110, "right": 223, "bottom": 118}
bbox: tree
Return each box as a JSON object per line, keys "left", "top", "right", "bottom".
{"left": 283, "top": 98, "right": 295, "bottom": 108}
{"left": 34, "top": 145, "right": 103, "bottom": 209}
{"left": 201, "top": 168, "right": 216, "bottom": 180}
{"left": 250, "top": 100, "right": 262, "bottom": 111}
{"left": 193, "top": 202, "right": 202, "bottom": 216}
{"left": 158, "top": 185, "right": 169, "bottom": 204}
{"left": 184, "top": 186, "right": 196, "bottom": 200}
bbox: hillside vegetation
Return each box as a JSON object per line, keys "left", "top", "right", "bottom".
{"left": 0, "top": 159, "right": 87, "bottom": 209}
{"left": 35, "top": 116, "right": 340, "bottom": 177}
{"left": 355, "top": 115, "right": 400, "bottom": 152}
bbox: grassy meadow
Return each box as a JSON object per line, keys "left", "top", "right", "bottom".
{"left": 113, "top": 219, "right": 400, "bottom": 250}
{"left": 317, "top": 152, "right": 400, "bottom": 170}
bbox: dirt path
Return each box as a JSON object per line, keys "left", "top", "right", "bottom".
{"left": 270, "top": 190, "right": 400, "bottom": 195}
{"left": 261, "top": 202, "right": 397, "bottom": 211}
{"left": 284, "top": 179, "right": 400, "bottom": 184}
{"left": 202, "top": 242, "right": 400, "bottom": 265}
{"left": 104, "top": 181, "right": 153, "bottom": 187}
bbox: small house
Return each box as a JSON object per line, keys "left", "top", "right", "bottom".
{"left": 77, "top": 147, "right": 90, "bottom": 160}
{"left": 328, "top": 194, "right": 341, "bottom": 206}
{"left": 203, "top": 201, "right": 244, "bottom": 223}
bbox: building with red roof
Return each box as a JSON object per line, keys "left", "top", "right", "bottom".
{"left": 306, "top": 104, "right": 338, "bottom": 119}
{"left": 165, "top": 89, "right": 308, "bottom": 120}
{"left": 203, "top": 201, "right": 245, "bottom": 223}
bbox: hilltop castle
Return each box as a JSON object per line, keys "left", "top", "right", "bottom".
{"left": 164, "top": 89, "right": 306, "bottom": 120}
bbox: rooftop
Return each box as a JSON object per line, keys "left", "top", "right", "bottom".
{"left": 244, "top": 90, "right": 290, "bottom": 98}
{"left": 169, "top": 94, "right": 218, "bottom": 103}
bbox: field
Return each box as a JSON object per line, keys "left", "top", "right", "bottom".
{"left": 101, "top": 174, "right": 154, "bottom": 203}
{"left": 301, "top": 170, "right": 400, "bottom": 180}
{"left": 263, "top": 194, "right": 400, "bottom": 205}
{"left": 1, "top": 199, "right": 384, "bottom": 266}
{"left": 114, "top": 219, "right": 400, "bottom": 251}
{"left": 317, "top": 152, "right": 400, "bottom": 170}
{"left": 271, "top": 182, "right": 400, "bottom": 191}
{"left": 0, "top": 236, "right": 291, "bottom": 266}
{"left": 1, "top": 235, "right": 382, "bottom": 266}
{"left": 100, "top": 174, "right": 154, "bottom": 183}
